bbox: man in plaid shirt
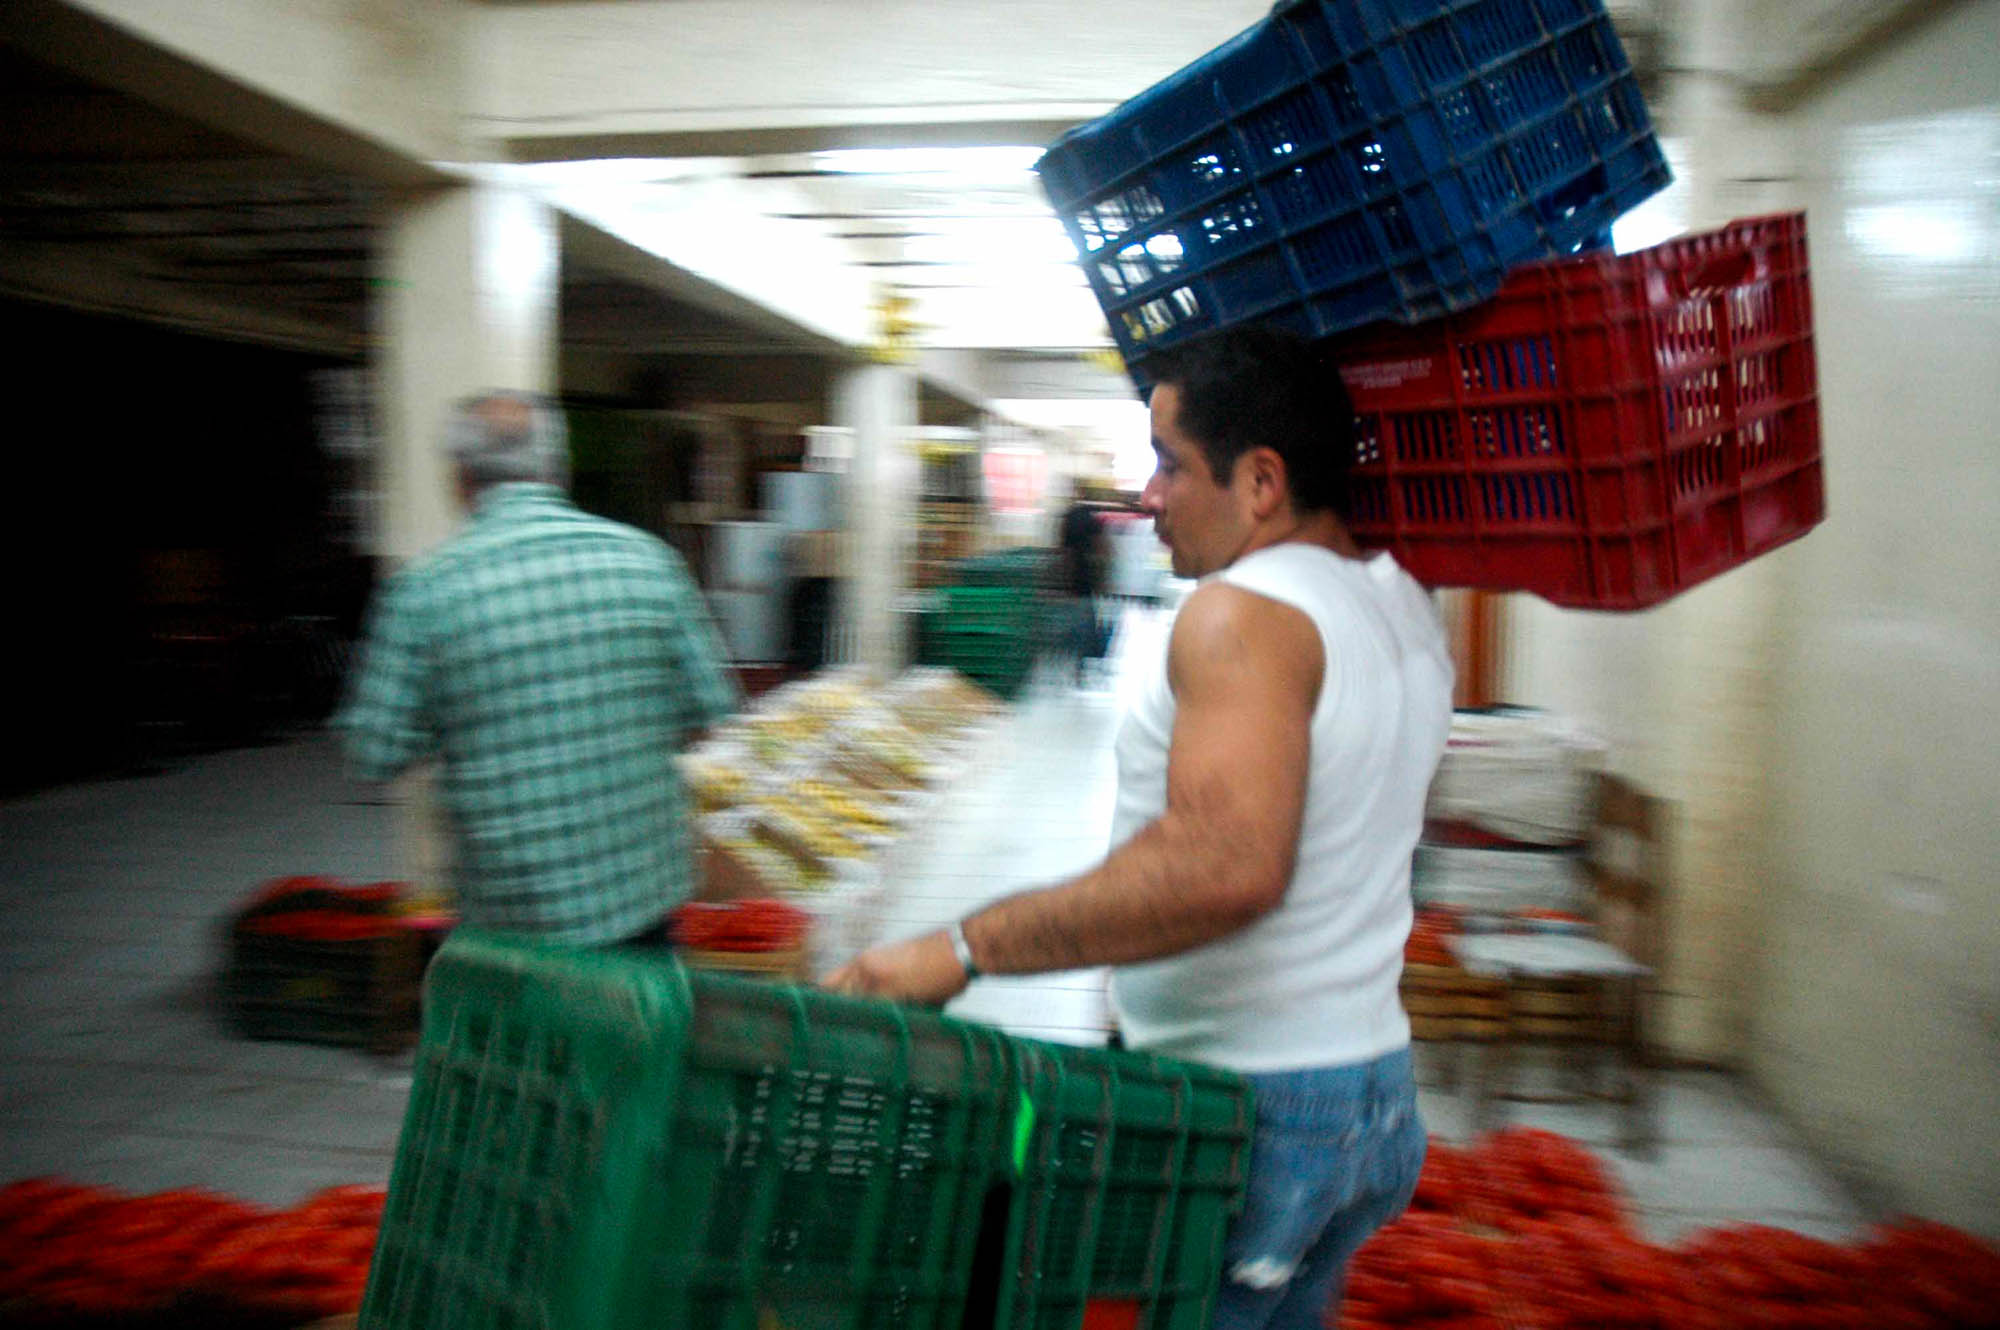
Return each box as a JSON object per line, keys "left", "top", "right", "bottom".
{"left": 338, "top": 391, "right": 739, "bottom": 945}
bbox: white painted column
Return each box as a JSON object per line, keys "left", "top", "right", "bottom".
{"left": 375, "top": 177, "right": 560, "bottom": 559}
{"left": 832, "top": 364, "right": 919, "bottom": 676}
{"left": 372, "top": 177, "right": 560, "bottom": 893}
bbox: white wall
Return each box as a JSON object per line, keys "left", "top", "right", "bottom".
{"left": 1748, "top": 0, "right": 2000, "bottom": 1236}
{"left": 1509, "top": 0, "right": 2000, "bottom": 1233}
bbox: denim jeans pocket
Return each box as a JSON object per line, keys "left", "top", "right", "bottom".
{"left": 1223, "top": 1056, "right": 1427, "bottom": 1291}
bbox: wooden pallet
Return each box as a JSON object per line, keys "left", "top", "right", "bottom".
{"left": 1404, "top": 963, "right": 1617, "bottom": 1042}
{"left": 1410, "top": 1013, "right": 1509, "bottom": 1041}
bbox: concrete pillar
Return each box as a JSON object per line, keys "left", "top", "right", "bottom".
{"left": 374, "top": 177, "right": 560, "bottom": 559}
{"left": 372, "top": 177, "right": 560, "bottom": 893}
{"left": 832, "top": 364, "right": 919, "bottom": 675}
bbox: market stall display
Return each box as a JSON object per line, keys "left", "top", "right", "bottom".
{"left": 1402, "top": 907, "right": 1509, "bottom": 1043}
{"left": 681, "top": 664, "right": 1006, "bottom": 972}
{"left": 667, "top": 897, "right": 812, "bottom": 979}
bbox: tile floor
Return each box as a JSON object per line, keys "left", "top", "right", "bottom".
{"left": 0, "top": 604, "right": 1874, "bottom": 1247}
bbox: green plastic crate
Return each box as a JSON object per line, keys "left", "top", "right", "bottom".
{"left": 950, "top": 663, "right": 1032, "bottom": 702}
{"left": 941, "top": 586, "right": 1036, "bottom": 626}
{"left": 360, "top": 932, "right": 1019, "bottom": 1330}
{"left": 934, "top": 624, "right": 1023, "bottom": 645}
{"left": 952, "top": 548, "right": 1050, "bottom": 590}
{"left": 998, "top": 1040, "right": 1253, "bottom": 1330}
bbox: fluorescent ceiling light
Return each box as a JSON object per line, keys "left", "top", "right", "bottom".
{"left": 904, "top": 217, "right": 1077, "bottom": 266}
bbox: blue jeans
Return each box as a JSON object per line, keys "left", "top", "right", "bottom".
{"left": 1210, "top": 1048, "right": 1426, "bottom": 1330}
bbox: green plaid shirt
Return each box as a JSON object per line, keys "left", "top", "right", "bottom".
{"left": 338, "top": 484, "right": 739, "bottom": 944}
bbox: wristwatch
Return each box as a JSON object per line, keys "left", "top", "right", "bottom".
{"left": 947, "top": 920, "right": 982, "bottom": 981}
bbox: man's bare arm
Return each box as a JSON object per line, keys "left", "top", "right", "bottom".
{"left": 825, "top": 582, "right": 1323, "bottom": 1001}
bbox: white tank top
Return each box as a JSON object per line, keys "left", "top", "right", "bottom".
{"left": 1108, "top": 544, "right": 1454, "bottom": 1071}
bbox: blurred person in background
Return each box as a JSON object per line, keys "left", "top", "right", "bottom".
{"left": 1058, "top": 477, "right": 1111, "bottom": 684}
{"left": 785, "top": 526, "right": 839, "bottom": 674}
{"left": 830, "top": 328, "right": 1452, "bottom": 1330}
{"left": 338, "top": 391, "right": 738, "bottom": 946}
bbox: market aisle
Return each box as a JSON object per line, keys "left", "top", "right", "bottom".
{"left": 0, "top": 605, "right": 1874, "bottom": 1244}
{"left": 905, "top": 611, "right": 1167, "bottom": 1044}
{"left": 0, "top": 735, "right": 408, "bottom": 1205}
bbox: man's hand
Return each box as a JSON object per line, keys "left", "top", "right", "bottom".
{"left": 822, "top": 929, "right": 970, "bottom": 1006}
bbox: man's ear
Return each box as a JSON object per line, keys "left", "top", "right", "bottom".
{"left": 1247, "top": 448, "right": 1290, "bottom": 520}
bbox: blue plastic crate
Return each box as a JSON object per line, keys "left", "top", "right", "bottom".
{"left": 1037, "top": 0, "right": 1669, "bottom": 383}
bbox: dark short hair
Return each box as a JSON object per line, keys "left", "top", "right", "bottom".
{"left": 1143, "top": 327, "right": 1354, "bottom": 517}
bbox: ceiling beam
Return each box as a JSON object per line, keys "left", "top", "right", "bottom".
{"left": 6, "top": 0, "right": 453, "bottom": 190}
{"left": 473, "top": 0, "right": 1276, "bottom": 162}
{"left": 500, "top": 119, "right": 1093, "bottom": 165}
{"left": 0, "top": 236, "right": 364, "bottom": 356}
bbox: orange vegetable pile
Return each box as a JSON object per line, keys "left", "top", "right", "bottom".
{"left": 1405, "top": 908, "right": 1459, "bottom": 967}
{"left": 1331, "top": 1128, "right": 2000, "bottom": 1330}
{"left": 669, "top": 897, "right": 812, "bottom": 953}
{"left": 237, "top": 877, "right": 409, "bottom": 943}
{"left": 0, "top": 1178, "right": 384, "bottom": 1325}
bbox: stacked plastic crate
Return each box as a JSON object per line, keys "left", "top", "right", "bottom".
{"left": 1039, "top": 0, "right": 1823, "bottom": 610}
{"left": 919, "top": 550, "right": 1051, "bottom": 701}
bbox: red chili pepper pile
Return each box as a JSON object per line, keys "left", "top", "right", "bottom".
{"left": 189, "top": 1184, "right": 383, "bottom": 1322}
{"left": 241, "top": 911, "right": 400, "bottom": 942}
{"left": 0, "top": 1178, "right": 384, "bottom": 1325}
{"left": 670, "top": 898, "right": 811, "bottom": 953}
{"left": 1332, "top": 1129, "right": 2000, "bottom": 1330}
{"left": 1406, "top": 909, "right": 1459, "bottom": 968}
{"left": 249, "top": 877, "right": 402, "bottom": 912}
{"left": 1672, "top": 1219, "right": 2000, "bottom": 1330}
{"left": 1512, "top": 909, "right": 1590, "bottom": 926}
{"left": 236, "top": 878, "right": 410, "bottom": 943}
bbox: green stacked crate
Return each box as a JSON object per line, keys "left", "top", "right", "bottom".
{"left": 361, "top": 931, "right": 1018, "bottom": 1330}
{"left": 951, "top": 547, "right": 1048, "bottom": 590}
{"left": 931, "top": 581, "right": 1040, "bottom": 700}
{"left": 942, "top": 585, "right": 1031, "bottom": 623}
{"left": 999, "top": 1041, "right": 1253, "bottom": 1330}
{"left": 936, "top": 642, "right": 1031, "bottom": 700}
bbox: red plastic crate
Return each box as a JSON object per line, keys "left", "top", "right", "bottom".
{"left": 1334, "top": 211, "right": 1823, "bottom": 609}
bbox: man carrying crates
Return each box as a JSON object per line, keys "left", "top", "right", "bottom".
{"left": 831, "top": 326, "right": 1454, "bottom": 1329}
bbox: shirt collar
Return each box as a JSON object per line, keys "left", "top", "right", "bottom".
{"left": 470, "top": 482, "right": 569, "bottom": 519}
